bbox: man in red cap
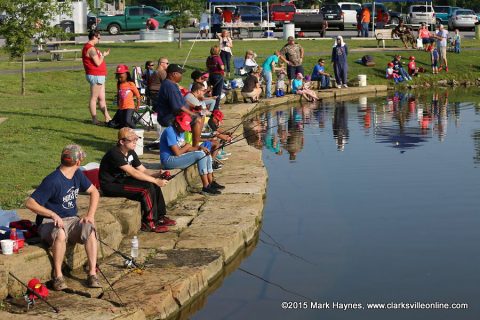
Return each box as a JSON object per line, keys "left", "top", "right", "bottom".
{"left": 160, "top": 112, "right": 224, "bottom": 195}
{"left": 26, "top": 144, "right": 101, "bottom": 291}
{"left": 99, "top": 128, "right": 175, "bottom": 233}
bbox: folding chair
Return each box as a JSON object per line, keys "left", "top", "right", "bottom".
{"left": 233, "top": 57, "right": 246, "bottom": 76}
{"left": 131, "top": 66, "right": 155, "bottom": 130}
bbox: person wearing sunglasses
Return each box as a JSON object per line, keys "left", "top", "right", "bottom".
{"left": 99, "top": 128, "right": 175, "bottom": 233}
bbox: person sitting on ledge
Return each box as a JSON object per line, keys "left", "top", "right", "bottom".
{"left": 25, "top": 144, "right": 102, "bottom": 291}
{"left": 99, "top": 127, "right": 175, "bottom": 233}
{"left": 160, "top": 112, "right": 224, "bottom": 195}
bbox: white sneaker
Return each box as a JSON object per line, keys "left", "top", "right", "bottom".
{"left": 342, "top": 84, "right": 348, "bottom": 88}
{"left": 336, "top": 85, "right": 342, "bottom": 89}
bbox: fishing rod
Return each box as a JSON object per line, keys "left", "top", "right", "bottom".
{"left": 260, "top": 229, "right": 318, "bottom": 267}
{"left": 9, "top": 272, "right": 60, "bottom": 313}
{"left": 238, "top": 267, "right": 314, "bottom": 302}
{"left": 96, "top": 264, "right": 125, "bottom": 307}
{"left": 97, "top": 238, "right": 142, "bottom": 269}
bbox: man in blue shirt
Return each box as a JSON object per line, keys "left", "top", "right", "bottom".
{"left": 262, "top": 51, "right": 282, "bottom": 99}
{"left": 26, "top": 145, "right": 101, "bottom": 291}
{"left": 311, "top": 59, "right": 331, "bottom": 89}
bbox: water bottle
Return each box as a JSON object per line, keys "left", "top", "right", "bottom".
{"left": 131, "top": 236, "right": 139, "bottom": 259}
{"left": 10, "top": 228, "right": 18, "bottom": 253}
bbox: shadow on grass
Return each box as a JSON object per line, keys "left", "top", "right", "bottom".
{"left": 0, "top": 110, "right": 87, "bottom": 124}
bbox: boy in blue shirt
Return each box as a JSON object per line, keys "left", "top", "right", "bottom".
{"left": 311, "top": 59, "right": 331, "bottom": 89}
{"left": 26, "top": 145, "right": 101, "bottom": 291}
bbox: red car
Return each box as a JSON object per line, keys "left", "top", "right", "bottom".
{"left": 270, "top": 2, "right": 296, "bottom": 27}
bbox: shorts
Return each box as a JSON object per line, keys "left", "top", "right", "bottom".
{"left": 38, "top": 216, "right": 96, "bottom": 247}
{"left": 286, "top": 65, "right": 304, "bottom": 80}
{"left": 86, "top": 74, "right": 106, "bottom": 86}
{"left": 199, "top": 23, "right": 210, "bottom": 31}
{"left": 439, "top": 47, "right": 447, "bottom": 59}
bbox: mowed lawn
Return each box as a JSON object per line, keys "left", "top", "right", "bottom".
{"left": 0, "top": 39, "right": 479, "bottom": 208}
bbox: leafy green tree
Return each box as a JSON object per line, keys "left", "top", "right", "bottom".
{"left": 163, "top": 0, "right": 204, "bottom": 48}
{"left": 0, "top": 0, "right": 72, "bottom": 95}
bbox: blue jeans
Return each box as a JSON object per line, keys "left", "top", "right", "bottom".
{"left": 162, "top": 151, "right": 212, "bottom": 175}
{"left": 312, "top": 75, "right": 330, "bottom": 89}
{"left": 455, "top": 43, "right": 460, "bottom": 53}
{"left": 362, "top": 23, "right": 369, "bottom": 37}
{"left": 209, "top": 73, "right": 223, "bottom": 110}
{"left": 263, "top": 71, "right": 272, "bottom": 98}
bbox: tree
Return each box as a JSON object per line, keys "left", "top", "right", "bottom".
{"left": 163, "top": 0, "right": 204, "bottom": 48}
{"left": 0, "top": 0, "right": 72, "bottom": 95}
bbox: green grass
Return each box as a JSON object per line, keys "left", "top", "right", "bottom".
{"left": 1, "top": 39, "right": 480, "bottom": 208}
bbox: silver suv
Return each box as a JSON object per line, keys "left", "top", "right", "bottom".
{"left": 407, "top": 5, "right": 435, "bottom": 25}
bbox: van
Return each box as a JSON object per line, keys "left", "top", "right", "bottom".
{"left": 407, "top": 5, "right": 435, "bottom": 25}
{"left": 338, "top": 2, "right": 361, "bottom": 26}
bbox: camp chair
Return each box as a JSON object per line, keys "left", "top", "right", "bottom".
{"left": 131, "top": 66, "right": 155, "bottom": 130}
{"left": 233, "top": 57, "right": 246, "bottom": 76}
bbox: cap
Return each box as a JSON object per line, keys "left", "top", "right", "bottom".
{"left": 201, "top": 72, "right": 209, "bottom": 78}
{"left": 191, "top": 70, "right": 203, "bottom": 80}
{"left": 212, "top": 110, "right": 224, "bottom": 122}
{"left": 175, "top": 112, "right": 192, "bottom": 131}
{"left": 61, "top": 144, "right": 86, "bottom": 166}
{"left": 115, "top": 64, "right": 129, "bottom": 74}
{"left": 409, "top": 56, "right": 415, "bottom": 60}
{"left": 166, "top": 63, "right": 186, "bottom": 74}
{"left": 388, "top": 62, "right": 394, "bottom": 67}
{"left": 118, "top": 127, "right": 140, "bottom": 141}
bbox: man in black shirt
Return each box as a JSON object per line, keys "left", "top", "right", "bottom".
{"left": 99, "top": 127, "right": 175, "bottom": 233}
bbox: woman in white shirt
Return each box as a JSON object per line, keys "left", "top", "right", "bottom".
{"left": 217, "top": 30, "right": 233, "bottom": 77}
{"left": 244, "top": 50, "right": 258, "bottom": 74}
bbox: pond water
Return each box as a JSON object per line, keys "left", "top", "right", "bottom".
{"left": 189, "top": 90, "right": 480, "bottom": 320}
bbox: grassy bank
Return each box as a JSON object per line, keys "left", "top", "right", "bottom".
{"left": 0, "top": 39, "right": 479, "bottom": 208}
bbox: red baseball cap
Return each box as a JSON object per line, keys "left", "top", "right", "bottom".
{"left": 212, "top": 110, "right": 224, "bottom": 122}
{"left": 175, "top": 112, "right": 192, "bottom": 131}
{"left": 115, "top": 64, "right": 129, "bottom": 74}
{"left": 409, "top": 56, "right": 415, "bottom": 60}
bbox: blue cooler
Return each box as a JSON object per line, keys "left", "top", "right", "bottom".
{"left": 264, "top": 30, "right": 274, "bottom": 38}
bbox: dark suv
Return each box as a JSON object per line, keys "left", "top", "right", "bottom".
{"left": 321, "top": 4, "right": 344, "bottom": 30}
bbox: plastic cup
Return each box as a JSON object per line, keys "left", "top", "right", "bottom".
{"left": 1, "top": 239, "right": 14, "bottom": 255}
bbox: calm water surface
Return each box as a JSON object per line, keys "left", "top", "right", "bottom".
{"left": 191, "top": 90, "right": 480, "bottom": 320}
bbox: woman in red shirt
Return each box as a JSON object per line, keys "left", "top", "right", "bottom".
{"left": 82, "top": 30, "right": 112, "bottom": 125}
{"left": 108, "top": 65, "right": 141, "bottom": 129}
{"left": 206, "top": 45, "right": 224, "bottom": 110}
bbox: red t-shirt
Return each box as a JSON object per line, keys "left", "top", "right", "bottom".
{"left": 117, "top": 82, "right": 140, "bottom": 110}
{"left": 206, "top": 55, "right": 224, "bottom": 76}
{"left": 82, "top": 43, "right": 107, "bottom": 76}
{"left": 222, "top": 10, "right": 233, "bottom": 23}
{"left": 147, "top": 18, "right": 159, "bottom": 30}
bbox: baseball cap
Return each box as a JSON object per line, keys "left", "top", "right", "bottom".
{"left": 212, "top": 110, "right": 224, "bottom": 122}
{"left": 175, "top": 112, "right": 192, "bottom": 131}
{"left": 61, "top": 144, "right": 86, "bottom": 166}
{"left": 166, "top": 63, "right": 186, "bottom": 74}
{"left": 409, "top": 56, "right": 415, "bottom": 60}
{"left": 388, "top": 62, "right": 394, "bottom": 67}
{"left": 201, "top": 72, "right": 209, "bottom": 78}
{"left": 118, "top": 127, "right": 141, "bottom": 141}
{"left": 115, "top": 64, "right": 129, "bottom": 74}
{"left": 191, "top": 70, "right": 203, "bottom": 80}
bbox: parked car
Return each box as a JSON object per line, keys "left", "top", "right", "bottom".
{"left": 321, "top": 4, "right": 344, "bottom": 30}
{"left": 293, "top": 9, "right": 327, "bottom": 36}
{"left": 212, "top": 5, "right": 265, "bottom": 24}
{"left": 270, "top": 2, "right": 296, "bottom": 26}
{"left": 361, "top": 3, "right": 402, "bottom": 25}
{"left": 448, "top": 9, "right": 478, "bottom": 30}
{"left": 434, "top": 6, "right": 461, "bottom": 25}
{"left": 87, "top": 11, "right": 107, "bottom": 30}
{"left": 338, "top": 2, "right": 361, "bottom": 26}
{"left": 407, "top": 5, "right": 435, "bottom": 25}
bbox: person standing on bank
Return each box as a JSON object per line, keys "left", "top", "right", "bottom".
{"left": 280, "top": 36, "right": 304, "bottom": 88}
{"left": 25, "top": 145, "right": 101, "bottom": 291}
{"left": 99, "top": 128, "right": 175, "bottom": 233}
{"left": 206, "top": 45, "right": 224, "bottom": 110}
{"left": 82, "top": 30, "right": 112, "bottom": 125}
{"left": 331, "top": 36, "right": 349, "bottom": 88}
{"left": 211, "top": 8, "right": 223, "bottom": 39}
{"left": 262, "top": 51, "right": 283, "bottom": 99}
{"left": 218, "top": 30, "right": 233, "bottom": 78}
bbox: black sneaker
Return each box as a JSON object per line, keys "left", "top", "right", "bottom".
{"left": 202, "top": 185, "right": 222, "bottom": 195}
{"left": 210, "top": 181, "right": 225, "bottom": 190}
{"left": 212, "top": 162, "right": 223, "bottom": 171}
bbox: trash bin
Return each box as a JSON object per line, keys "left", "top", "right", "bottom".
{"left": 59, "top": 20, "right": 75, "bottom": 41}
{"left": 283, "top": 23, "right": 295, "bottom": 40}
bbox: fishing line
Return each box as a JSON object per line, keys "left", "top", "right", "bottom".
{"left": 238, "top": 267, "right": 314, "bottom": 302}
{"left": 182, "top": 29, "right": 202, "bottom": 69}
{"left": 96, "top": 264, "right": 125, "bottom": 307}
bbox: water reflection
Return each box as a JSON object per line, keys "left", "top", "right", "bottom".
{"left": 245, "top": 90, "right": 477, "bottom": 159}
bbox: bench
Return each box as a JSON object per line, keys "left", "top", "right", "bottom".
{"left": 49, "top": 48, "right": 81, "bottom": 61}
{"left": 374, "top": 29, "right": 400, "bottom": 48}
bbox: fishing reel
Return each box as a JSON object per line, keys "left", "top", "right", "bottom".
{"left": 160, "top": 171, "right": 172, "bottom": 180}
{"left": 124, "top": 258, "right": 136, "bottom": 268}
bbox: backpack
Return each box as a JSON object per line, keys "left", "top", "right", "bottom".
{"left": 362, "top": 55, "right": 375, "bottom": 67}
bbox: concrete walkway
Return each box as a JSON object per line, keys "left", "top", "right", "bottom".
{"left": 0, "top": 85, "right": 387, "bottom": 319}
